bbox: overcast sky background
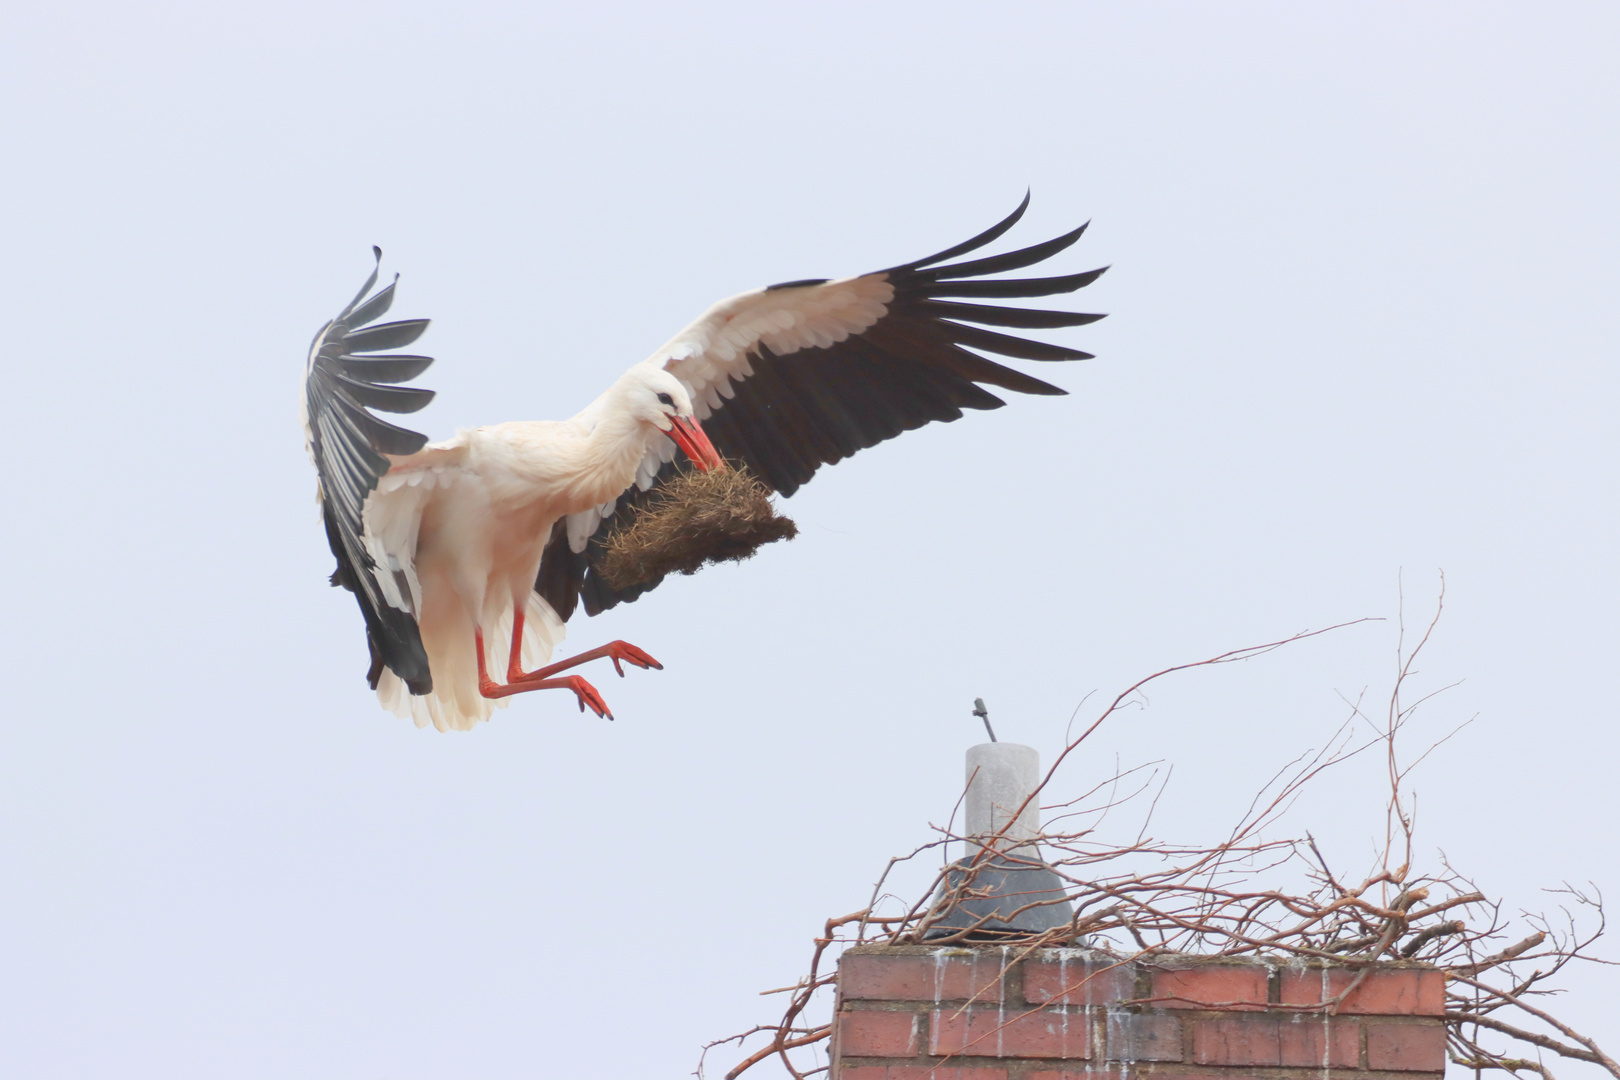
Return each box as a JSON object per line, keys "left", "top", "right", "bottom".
{"left": 1, "top": 3, "right": 1616, "bottom": 1077}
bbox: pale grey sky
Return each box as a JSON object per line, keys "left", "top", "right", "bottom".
{"left": 1, "top": 2, "right": 1615, "bottom": 1077}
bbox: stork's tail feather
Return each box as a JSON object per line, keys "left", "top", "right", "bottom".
{"left": 376, "top": 592, "right": 566, "bottom": 732}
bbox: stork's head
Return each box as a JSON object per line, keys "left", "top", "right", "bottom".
{"left": 629, "top": 365, "right": 725, "bottom": 472}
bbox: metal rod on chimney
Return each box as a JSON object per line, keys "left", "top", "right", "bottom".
{"left": 972, "top": 697, "right": 997, "bottom": 742}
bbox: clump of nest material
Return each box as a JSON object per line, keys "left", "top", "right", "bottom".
{"left": 597, "top": 466, "right": 798, "bottom": 590}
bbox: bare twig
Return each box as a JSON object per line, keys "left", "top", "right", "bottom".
{"left": 701, "top": 594, "right": 1612, "bottom": 1080}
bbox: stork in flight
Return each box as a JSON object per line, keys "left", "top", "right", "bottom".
{"left": 303, "top": 196, "right": 1106, "bottom": 731}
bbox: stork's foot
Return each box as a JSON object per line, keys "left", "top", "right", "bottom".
{"left": 560, "top": 675, "right": 612, "bottom": 718}
{"left": 596, "top": 640, "right": 663, "bottom": 678}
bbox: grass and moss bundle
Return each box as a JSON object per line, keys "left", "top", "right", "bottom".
{"left": 597, "top": 467, "right": 798, "bottom": 590}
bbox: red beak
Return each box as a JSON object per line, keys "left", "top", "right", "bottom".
{"left": 668, "top": 414, "right": 726, "bottom": 472}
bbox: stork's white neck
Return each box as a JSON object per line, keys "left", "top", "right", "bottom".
{"left": 464, "top": 366, "right": 669, "bottom": 520}
{"left": 560, "top": 372, "right": 667, "bottom": 508}
{"left": 572, "top": 398, "right": 654, "bottom": 509}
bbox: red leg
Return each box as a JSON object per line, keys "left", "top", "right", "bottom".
{"left": 475, "top": 620, "right": 664, "bottom": 721}
{"left": 506, "top": 609, "right": 529, "bottom": 682}
{"left": 520, "top": 640, "right": 663, "bottom": 679}
{"left": 476, "top": 627, "right": 612, "bottom": 718}
{"left": 505, "top": 609, "right": 661, "bottom": 681}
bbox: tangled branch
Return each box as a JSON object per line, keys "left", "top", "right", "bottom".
{"left": 698, "top": 580, "right": 1613, "bottom": 1080}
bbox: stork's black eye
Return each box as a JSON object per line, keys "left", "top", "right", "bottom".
{"left": 656, "top": 392, "right": 674, "bottom": 407}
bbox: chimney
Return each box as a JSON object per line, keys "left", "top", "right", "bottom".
{"left": 826, "top": 733, "right": 1448, "bottom": 1079}
{"left": 829, "top": 946, "right": 1448, "bottom": 1078}
{"left": 924, "top": 741, "right": 1073, "bottom": 939}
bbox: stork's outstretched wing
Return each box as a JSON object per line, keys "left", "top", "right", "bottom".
{"left": 537, "top": 195, "right": 1106, "bottom": 618}
{"left": 303, "top": 249, "right": 437, "bottom": 692}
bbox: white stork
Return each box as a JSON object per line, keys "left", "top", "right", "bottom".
{"left": 303, "top": 196, "right": 1106, "bottom": 731}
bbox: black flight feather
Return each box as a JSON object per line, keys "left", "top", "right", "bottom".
{"left": 305, "top": 250, "right": 436, "bottom": 693}
{"left": 535, "top": 196, "right": 1106, "bottom": 620}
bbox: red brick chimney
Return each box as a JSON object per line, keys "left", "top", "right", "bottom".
{"left": 829, "top": 945, "right": 1445, "bottom": 1079}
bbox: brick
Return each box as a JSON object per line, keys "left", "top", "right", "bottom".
{"left": 1151, "top": 964, "right": 1268, "bottom": 1010}
{"left": 1026, "top": 1072, "right": 1113, "bottom": 1080}
{"left": 839, "top": 1010, "right": 922, "bottom": 1057}
{"left": 839, "top": 1068, "right": 1007, "bottom": 1080}
{"left": 1193, "top": 1016, "right": 1283, "bottom": 1066}
{"left": 1023, "top": 955, "right": 1135, "bottom": 1006}
{"left": 1278, "top": 1016, "right": 1359, "bottom": 1068}
{"left": 841, "top": 951, "right": 1007, "bottom": 1004}
{"left": 1191, "top": 1013, "right": 1359, "bottom": 1069}
{"left": 1279, "top": 966, "right": 1445, "bottom": 1016}
{"left": 930, "top": 1007, "right": 1091, "bottom": 1059}
{"left": 1105, "top": 1011, "right": 1183, "bottom": 1062}
{"left": 1367, "top": 1021, "right": 1447, "bottom": 1072}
